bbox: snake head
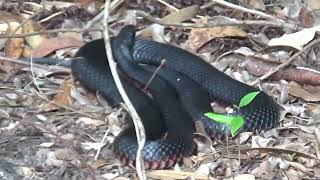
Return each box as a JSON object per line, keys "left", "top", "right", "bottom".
{"left": 117, "top": 25, "right": 137, "bottom": 51}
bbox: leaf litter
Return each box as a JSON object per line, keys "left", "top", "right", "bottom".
{"left": 0, "top": 0, "right": 320, "bottom": 179}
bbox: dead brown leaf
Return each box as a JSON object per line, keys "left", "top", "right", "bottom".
{"left": 251, "top": 160, "right": 273, "bottom": 179}
{"left": 1, "top": 22, "right": 24, "bottom": 74}
{"left": 162, "top": 5, "right": 199, "bottom": 24}
{"left": 288, "top": 82, "right": 320, "bottom": 102}
{"left": 288, "top": 161, "right": 314, "bottom": 175}
{"left": 23, "top": 21, "right": 47, "bottom": 49}
{"left": 139, "top": 5, "right": 199, "bottom": 41}
{"left": 186, "top": 26, "right": 247, "bottom": 52}
{"left": 40, "top": 79, "right": 74, "bottom": 112}
{"left": 245, "top": 56, "right": 320, "bottom": 86}
{"left": 4, "top": 25, "right": 24, "bottom": 59}
{"left": 298, "top": 7, "right": 314, "bottom": 28}
{"left": 30, "top": 37, "right": 84, "bottom": 58}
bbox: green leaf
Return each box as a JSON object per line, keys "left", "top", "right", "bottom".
{"left": 239, "top": 91, "right": 260, "bottom": 108}
{"left": 204, "top": 112, "right": 244, "bottom": 137}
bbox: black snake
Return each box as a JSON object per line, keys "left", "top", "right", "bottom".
{"left": 68, "top": 25, "right": 280, "bottom": 169}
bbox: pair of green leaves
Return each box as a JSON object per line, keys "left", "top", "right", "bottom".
{"left": 204, "top": 91, "right": 260, "bottom": 137}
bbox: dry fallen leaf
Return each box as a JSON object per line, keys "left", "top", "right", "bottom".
{"left": 251, "top": 160, "right": 273, "bottom": 178}
{"left": 4, "top": 22, "right": 24, "bottom": 58}
{"left": 147, "top": 170, "right": 208, "bottom": 180}
{"left": 40, "top": 79, "right": 74, "bottom": 112}
{"left": 139, "top": 5, "right": 199, "bottom": 42}
{"left": 1, "top": 22, "right": 24, "bottom": 74}
{"left": 89, "top": 159, "right": 108, "bottom": 170}
{"left": 288, "top": 82, "right": 320, "bottom": 102}
{"left": 16, "top": 167, "right": 33, "bottom": 178}
{"left": 23, "top": 21, "right": 47, "bottom": 49}
{"left": 77, "top": 117, "right": 106, "bottom": 126}
{"left": 298, "top": 7, "right": 314, "bottom": 27}
{"left": 187, "top": 26, "right": 247, "bottom": 52}
{"left": 162, "top": 5, "right": 199, "bottom": 24}
{"left": 30, "top": 36, "right": 84, "bottom": 58}
{"left": 268, "top": 25, "right": 320, "bottom": 50}
{"left": 45, "top": 151, "right": 64, "bottom": 167}
{"left": 308, "top": 0, "right": 320, "bottom": 10}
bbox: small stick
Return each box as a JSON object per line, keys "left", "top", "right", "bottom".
{"left": 136, "top": 10, "right": 297, "bottom": 30}
{"left": 143, "top": 59, "right": 166, "bottom": 91}
{"left": 0, "top": 28, "right": 102, "bottom": 38}
{"left": 0, "top": 56, "right": 70, "bottom": 72}
{"left": 211, "top": 0, "right": 281, "bottom": 21}
{"left": 102, "top": 0, "right": 146, "bottom": 179}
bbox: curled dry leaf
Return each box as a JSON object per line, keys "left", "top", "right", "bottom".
{"left": 40, "top": 79, "right": 74, "bottom": 112}
{"left": 288, "top": 161, "right": 314, "bottom": 175}
{"left": 245, "top": 56, "right": 320, "bottom": 86}
{"left": 0, "top": 109, "right": 10, "bottom": 118}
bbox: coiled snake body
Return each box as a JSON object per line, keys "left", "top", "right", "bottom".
{"left": 71, "top": 25, "right": 280, "bottom": 169}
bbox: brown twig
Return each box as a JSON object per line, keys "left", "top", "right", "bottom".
{"left": 102, "top": 0, "right": 146, "bottom": 179}
{"left": 0, "top": 28, "right": 102, "bottom": 38}
{"left": 239, "top": 147, "right": 319, "bottom": 160}
{"left": 0, "top": 56, "right": 70, "bottom": 73}
{"left": 143, "top": 59, "right": 166, "bottom": 91}
{"left": 211, "top": 0, "right": 281, "bottom": 21}
{"left": 250, "top": 38, "right": 320, "bottom": 85}
{"left": 136, "top": 10, "right": 297, "bottom": 30}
